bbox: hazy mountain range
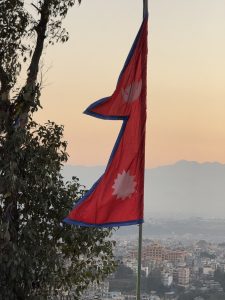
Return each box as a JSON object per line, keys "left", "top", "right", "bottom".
{"left": 62, "top": 161, "right": 225, "bottom": 219}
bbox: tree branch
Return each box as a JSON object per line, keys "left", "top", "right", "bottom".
{"left": 31, "top": 3, "right": 41, "bottom": 13}
{"left": 26, "top": 0, "right": 50, "bottom": 85}
{"left": 0, "top": 64, "right": 10, "bottom": 97}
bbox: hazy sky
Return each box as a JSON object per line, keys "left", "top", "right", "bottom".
{"left": 36, "top": 0, "right": 225, "bottom": 168}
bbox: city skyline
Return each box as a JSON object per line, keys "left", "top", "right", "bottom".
{"left": 35, "top": 0, "right": 225, "bottom": 168}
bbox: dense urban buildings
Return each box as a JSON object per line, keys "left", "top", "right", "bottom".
{"left": 81, "top": 235, "right": 225, "bottom": 300}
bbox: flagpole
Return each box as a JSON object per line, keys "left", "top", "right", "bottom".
{"left": 143, "top": 0, "right": 148, "bottom": 19}
{"left": 136, "top": 223, "right": 143, "bottom": 300}
{"left": 136, "top": 2, "right": 148, "bottom": 300}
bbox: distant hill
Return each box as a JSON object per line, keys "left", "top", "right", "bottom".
{"left": 62, "top": 161, "right": 225, "bottom": 219}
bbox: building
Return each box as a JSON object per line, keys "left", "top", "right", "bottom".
{"left": 177, "top": 267, "right": 190, "bottom": 288}
{"left": 81, "top": 280, "right": 109, "bottom": 299}
{"left": 143, "top": 243, "right": 165, "bottom": 263}
{"left": 164, "top": 250, "right": 186, "bottom": 264}
{"left": 141, "top": 243, "right": 187, "bottom": 265}
{"left": 162, "top": 271, "right": 173, "bottom": 287}
{"left": 103, "top": 291, "right": 125, "bottom": 300}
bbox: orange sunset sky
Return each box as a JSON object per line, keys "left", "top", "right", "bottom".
{"left": 36, "top": 0, "right": 225, "bottom": 169}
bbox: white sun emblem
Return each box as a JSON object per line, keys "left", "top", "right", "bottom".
{"left": 121, "top": 80, "right": 142, "bottom": 103}
{"left": 112, "top": 170, "right": 137, "bottom": 200}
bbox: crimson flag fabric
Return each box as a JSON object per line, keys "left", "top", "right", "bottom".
{"left": 64, "top": 18, "right": 148, "bottom": 227}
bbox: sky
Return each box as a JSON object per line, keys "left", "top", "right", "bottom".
{"left": 36, "top": 0, "right": 225, "bottom": 169}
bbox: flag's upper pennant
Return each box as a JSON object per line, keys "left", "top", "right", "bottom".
{"left": 64, "top": 18, "right": 148, "bottom": 227}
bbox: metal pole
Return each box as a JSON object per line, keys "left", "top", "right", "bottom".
{"left": 136, "top": 223, "right": 143, "bottom": 300}
{"left": 143, "top": 0, "right": 148, "bottom": 19}
{"left": 136, "top": 2, "right": 148, "bottom": 300}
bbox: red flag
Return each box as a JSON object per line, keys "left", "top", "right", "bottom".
{"left": 64, "top": 18, "right": 148, "bottom": 227}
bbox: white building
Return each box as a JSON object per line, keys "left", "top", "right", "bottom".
{"left": 162, "top": 272, "right": 173, "bottom": 287}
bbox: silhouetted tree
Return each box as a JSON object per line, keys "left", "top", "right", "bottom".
{"left": 0, "top": 1, "right": 116, "bottom": 298}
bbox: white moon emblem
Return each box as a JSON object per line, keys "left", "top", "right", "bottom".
{"left": 121, "top": 80, "right": 142, "bottom": 102}
{"left": 112, "top": 170, "right": 137, "bottom": 200}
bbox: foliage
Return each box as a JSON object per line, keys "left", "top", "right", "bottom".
{"left": 114, "top": 263, "right": 134, "bottom": 279}
{"left": 0, "top": 0, "right": 117, "bottom": 299}
{"left": 142, "top": 269, "right": 168, "bottom": 294}
{"left": 177, "top": 290, "right": 225, "bottom": 300}
{"left": 0, "top": 0, "right": 29, "bottom": 92}
{"left": 109, "top": 264, "right": 136, "bottom": 293}
{"left": 0, "top": 120, "right": 116, "bottom": 299}
{"left": 200, "top": 251, "right": 216, "bottom": 259}
{"left": 214, "top": 268, "right": 225, "bottom": 291}
{"left": 109, "top": 265, "right": 169, "bottom": 295}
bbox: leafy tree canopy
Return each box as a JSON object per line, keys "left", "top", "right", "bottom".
{"left": 0, "top": 1, "right": 116, "bottom": 299}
